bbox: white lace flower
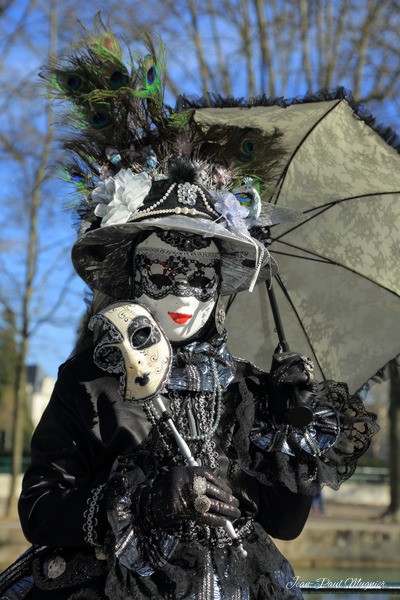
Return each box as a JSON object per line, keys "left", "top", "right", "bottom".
{"left": 92, "top": 176, "right": 117, "bottom": 217}
{"left": 91, "top": 169, "right": 152, "bottom": 227}
{"left": 213, "top": 191, "right": 249, "bottom": 233}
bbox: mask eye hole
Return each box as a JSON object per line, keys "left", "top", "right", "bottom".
{"left": 130, "top": 326, "right": 151, "bottom": 349}
{"left": 129, "top": 316, "right": 161, "bottom": 349}
{"left": 149, "top": 273, "right": 172, "bottom": 289}
{"left": 188, "top": 275, "right": 213, "bottom": 289}
{"left": 95, "top": 346, "right": 122, "bottom": 369}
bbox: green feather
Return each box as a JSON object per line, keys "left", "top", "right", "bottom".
{"left": 168, "top": 110, "right": 194, "bottom": 129}
{"left": 133, "top": 34, "right": 166, "bottom": 107}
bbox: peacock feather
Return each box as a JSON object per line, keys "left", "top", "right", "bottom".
{"left": 42, "top": 15, "right": 287, "bottom": 223}
{"left": 133, "top": 34, "right": 166, "bottom": 106}
{"left": 192, "top": 125, "right": 284, "bottom": 177}
{"left": 186, "top": 121, "right": 286, "bottom": 207}
{"left": 41, "top": 14, "right": 165, "bottom": 199}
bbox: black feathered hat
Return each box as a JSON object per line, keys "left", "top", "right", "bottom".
{"left": 42, "top": 15, "right": 302, "bottom": 297}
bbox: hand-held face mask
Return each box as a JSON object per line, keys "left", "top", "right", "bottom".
{"left": 89, "top": 302, "right": 171, "bottom": 401}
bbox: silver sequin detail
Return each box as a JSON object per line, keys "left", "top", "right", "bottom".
{"left": 177, "top": 182, "right": 198, "bottom": 206}
{"left": 44, "top": 556, "right": 66, "bottom": 579}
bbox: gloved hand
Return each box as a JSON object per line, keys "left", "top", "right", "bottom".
{"left": 269, "top": 351, "right": 318, "bottom": 423}
{"left": 139, "top": 466, "right": 241, "bottom": 530}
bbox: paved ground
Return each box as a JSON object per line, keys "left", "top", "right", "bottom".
{"left": 308, "top": 501, "right": 399, "bottom": 526}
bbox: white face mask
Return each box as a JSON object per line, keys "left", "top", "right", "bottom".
{"left": 132, "top": 232, "right": 221, "bottom": 342}
{"left": 89, "top": 302, "right": 171, "bottom": 401}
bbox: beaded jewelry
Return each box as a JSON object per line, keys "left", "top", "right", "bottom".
{"left": 142, "top": 402, "right": 177, "bottom": 459}
{"left": 165, "top": 357, "right": 222, "bottom": 468}
{"left": 83, "top": 483, "right": 107, "bottom": 546}
{"left": 129, "top": 181, "right": 219, "bottom": 222}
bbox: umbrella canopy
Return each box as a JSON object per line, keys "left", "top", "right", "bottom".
{"left": 194, "top": 93, "right": 400, "bottom": 393}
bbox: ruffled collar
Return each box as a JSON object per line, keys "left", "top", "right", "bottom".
{"left": 168, "top": 331, "right": 236, "bottom": 392}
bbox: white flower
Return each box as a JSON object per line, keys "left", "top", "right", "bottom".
{"left": 213, "top": 191, "right": 249, "bottom": 233}
{"left": 92, "top": 176, "right": 116, "bottom": 217}
{"left": 91, "top": 169, "right": 152, "bottom": 227}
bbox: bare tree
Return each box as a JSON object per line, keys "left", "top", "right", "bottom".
{"left": 0, "top": 0, "right": 83, "bottom": 514}
{"left": 187, "top": 0, "right": 211, "bottom": 95}
{"left": 0, "top": 308, "right": 19, "bottom": 454}
{"left": 6, "top": 12, "right": 57, "bottom": 515}
{"left": 0, "top": 0, "right": 37, "bottom": 70}
{"left": 144, "top": 0, "right": 400, "bottom": 127}
{"left": 205, "top": 0, "right": 232, "bottom": 96}
{"left": 299, "top": 0, "right": 313, "bottom": 91}
{"left": 98, "top": 0, "right": 400, "bottom": 128}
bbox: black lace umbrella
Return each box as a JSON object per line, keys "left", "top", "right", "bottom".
{"left": 195, "top": 90, "right": 400, "bottom": 393}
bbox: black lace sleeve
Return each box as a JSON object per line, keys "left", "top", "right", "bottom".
{"left": 232, "top": 376, "right": 379, "bottom": 495}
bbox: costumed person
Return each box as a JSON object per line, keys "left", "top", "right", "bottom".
{"left": 0, "top": 17, "right": 379, "bottom": 600}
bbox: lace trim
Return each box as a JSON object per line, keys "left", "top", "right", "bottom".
{"left": 135, "top": 247, "right": 220, "bottom": 259}
{"left": 156, "top": 229, "right": 212, "bottom": 252}
{"left": 132, "top": 250, "right": 219, "bottom": 302}
{"left": 177, "top": 87, "right": 400, "bottom": 153}
{"left": 234, "top": 378, "right": 379, "bottom": 495}
{"left": 83, "top": 483, "right": 107, "bottom": 546}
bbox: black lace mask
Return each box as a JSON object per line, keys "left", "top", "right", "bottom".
{"left": 132, "top": 250, "right": 220, "bottom": 302}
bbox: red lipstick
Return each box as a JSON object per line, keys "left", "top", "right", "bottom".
{"left": 168, "top": 312, "right": 192, "bottom": 324}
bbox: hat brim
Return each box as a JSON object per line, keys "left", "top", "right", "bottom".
{"left": 71, "top": 214, "right": 277, "bottom": 298}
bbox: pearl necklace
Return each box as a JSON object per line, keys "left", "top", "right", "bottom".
{"left": 129, "top": 182, "right": 219, "bottom": 221}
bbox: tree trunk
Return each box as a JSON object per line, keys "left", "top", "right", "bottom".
{"left": 239, "top": 0, "right": 256, "bottom": 97}
{"left": 254, "top": 0, "right": 276, "bottom": 96}
{"left": 187, "top": 0, "right": 211, "bottom": 96}
{"left": 299, "top": 0, "right": 313, "bottom": 91}
{"left": 206, "top": 0, "right": 232, "bottom": 96}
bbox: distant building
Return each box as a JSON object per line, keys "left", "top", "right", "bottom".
{"left": 26, "top": 365, "right": 55, "bottom": 428}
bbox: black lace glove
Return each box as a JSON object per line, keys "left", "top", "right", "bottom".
{"left": 269, "top": 351, "right": 318, "bottom": 425}
{"left": 139, "top": 466, "right": 241, "bottom": 530}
